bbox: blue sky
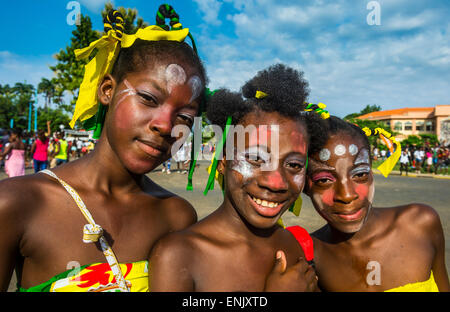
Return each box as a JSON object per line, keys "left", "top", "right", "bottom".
{"left": 0, "top": 0, "right": 449, "bottom": 117}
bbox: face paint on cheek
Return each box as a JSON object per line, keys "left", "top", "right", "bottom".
{"left": 230, "top": 154, "right": 256, "bottom": 182}
{"left": 293, "top": 173, "right": 306, "bottom": 192}
{"left": 165, "top": 64, "right": 187, "bottom": 94}
{"left": 231, "top": 161, "right": 255, "bottom": 181}
{"left": 321, "top": 189, "right": 335, "bottom": 206}
{"left": 115, "top": 79, "right": 137, "bottom": 107}
{"left": 355, "top": 184, "right": 369, "bottom": 199}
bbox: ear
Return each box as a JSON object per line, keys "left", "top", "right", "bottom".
{"left": 217, "top": 155, "right": 227, "bottom": 175}
{"left": 98, "top": 74, "right": 117, "bottom": 106}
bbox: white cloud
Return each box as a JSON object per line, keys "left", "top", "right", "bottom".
{"left": 198, "top": 0, "right": 450, "bottom": 117}
{"left": 0, "top": 51, "right": 56, "bottom": 107}
{"left": 193, "top": 0, "right": 223, "bottom": 26}
{"left": 78, "top": 0, "right": 111, "bottom": 13}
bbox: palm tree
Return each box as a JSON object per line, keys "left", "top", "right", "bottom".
{"left": 38, "top": 78, "right": 55, "bottom": 110}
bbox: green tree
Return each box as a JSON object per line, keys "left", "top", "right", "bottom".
{"left": 36, "top": 107, "right": 71, "bottom": 133}
{"left": 344, "top": 104, "right": 382, "bottom": 120}
{"left": 401, "top": 135, "right": 423, "bottom": 147}
{"left": 38, "top": 78, "right": 55, "bottom": 110}
{"left": 0, "top": 84, "right": 17, "bottom": 130}
{"left": 360, "top": 104, "right": 381, "bottom": 116}
{"left": 49, "top": 14, "right": 100, "bottom": 111}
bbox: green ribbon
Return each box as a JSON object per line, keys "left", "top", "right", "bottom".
{"left": 203, "top": 116, "right": 232, "bottom": 195}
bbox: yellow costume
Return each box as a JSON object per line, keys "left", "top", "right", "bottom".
{"left": 385, "top": 271, "right": 439, "bottom": 292}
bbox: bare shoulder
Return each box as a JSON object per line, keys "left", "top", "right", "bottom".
{"left": 0, "top": 173, "right": 61, "bottom": 239}
{"left": 0, "top": 174, "right": 49, "bottom": 218}
{"left": 383, "top": 203, "right": 443, "bottom": 241}
{"left": 392, "top": 203, "right": 441, "bottom": 230}
{"left": 143, "top": 177, "right": 197, "bottom": 231}
{"left": 150, "top": 228, "right": 202, "bottom": 269}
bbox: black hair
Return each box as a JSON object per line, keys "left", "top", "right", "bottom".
{"left": 11, "top": 128, "right": 22, "bottom": 137}
{"left": 320, "top": 116, "right": 370, "bottom": 151}
{"left": 206, "top": 63, "right": 327, "bottom": 155}
{"left": 111, "top": 39, "right": 207, "bottom": 101}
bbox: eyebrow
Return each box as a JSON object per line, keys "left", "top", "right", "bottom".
{"left": 133, "top": 77, "right": 166, "bottom": 95}
{"left": 308, "top": 158, "right": 335, "bottom": 170}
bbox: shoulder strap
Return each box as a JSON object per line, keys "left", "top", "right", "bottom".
{"left": 40, "top": 169, "right": 130, "bottom": 292}
{"left": 286, "top": 225, "right": 314, "bottom": 262}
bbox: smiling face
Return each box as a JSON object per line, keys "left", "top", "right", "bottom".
{"left": 220, "top": 111, "right": 309, "bottom": 229}
{"left": 306, "top": 132, "right": 375, "bottom": 234}
{"left": 101, "top": 59, "right": 202, "bottom": 174}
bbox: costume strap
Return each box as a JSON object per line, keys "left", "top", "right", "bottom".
{"left": 362, "top": 127, "right": 401, "bottom": 177}
{"left": 40, "top": 169, "right": 129, "bottom": 292}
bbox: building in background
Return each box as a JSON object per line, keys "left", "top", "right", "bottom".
{"left": 358, "top": 105, "right": 450, "bottom": 144}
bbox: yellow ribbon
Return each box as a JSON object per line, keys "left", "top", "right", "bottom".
{"left": 70, "top": 25, "right": 190, "bottom": 129}
{"left": 255, "top": 90, "right": 268, "bottom": 99}
{"left": 362, "top": 127, "right": 401, "bottom": 178}
{"left": 206, "top": 151, "right": 224, "bottom": 190}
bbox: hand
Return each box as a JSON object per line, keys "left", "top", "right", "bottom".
{"left": 264, "top": 250, "right": 319, "bottom": 292}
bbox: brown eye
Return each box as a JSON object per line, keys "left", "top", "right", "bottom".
{"left": 137, "top": 92, "right": 157, "bottom": 106}
{"left": 286, "top": 161, "right": 304, "bottom": 171}
{"left": 245, "top": 153, "right": 265, "bottom": 165}
{"left": 177, "top": 114, "right": 194, "bottom": 126}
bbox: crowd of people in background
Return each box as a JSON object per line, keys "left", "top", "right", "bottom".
{"left": 2, "top": 125, "right": 449, "bottom": 178}
{"left": 0, "top": 123, "right": 97, "bottom": 178}
{"left": 161, "top": 141, "right": 216, "bottom": 175}
{"left": 373, "top": 142, "right": 450, "bottom": 176}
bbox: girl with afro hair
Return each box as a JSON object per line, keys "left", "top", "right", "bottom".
{"left": 149, "top": 64, "right": 327, "bottom": 291}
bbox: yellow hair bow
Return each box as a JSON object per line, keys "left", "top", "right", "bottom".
{"left": 255, "top": 90, "right": 268, "bottom": 99}
{"left": 70, "top": 18, "right": 190, "bottom": 129}
{"left": 362, "top": 127, "right": 401, "bottom": 178}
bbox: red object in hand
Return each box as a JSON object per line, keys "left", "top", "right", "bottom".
{"left": 286, "top": 225, "right": 314, "bottom": 261}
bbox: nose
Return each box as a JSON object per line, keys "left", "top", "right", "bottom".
{"left": 258, "top": 168, "right": 288, "bottom": 193}
{"left": 334, "top": 178, "right": 359, "bottom": 204}
{"left": 148, "top": 105, "right": 174, "bottom": 137}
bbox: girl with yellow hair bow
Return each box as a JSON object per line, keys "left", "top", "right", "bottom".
{"left": 1, "top": 5, "right": 209, "bottom": 292}
{"left": 303, "top": 116, "right": 449, "bottom": 292}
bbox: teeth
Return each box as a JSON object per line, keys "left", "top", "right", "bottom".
{"left": 252, "top": 196, "right": 279, "bottom": 208}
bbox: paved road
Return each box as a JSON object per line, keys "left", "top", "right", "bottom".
{"left": 3, "top": 162, "right": 449, "bottom": 291}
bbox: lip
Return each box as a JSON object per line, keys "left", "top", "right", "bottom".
{"left": 247, "top": 194, "right": 285, "bottom": 218}
{"left": 136, "top": 139, "right": 168, "bottom": 158}
{"left": 334, "top": 208, "right": 364, "bottom": 221}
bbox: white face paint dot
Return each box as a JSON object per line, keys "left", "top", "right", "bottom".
{"left": 319, "top": 148, "right": 331, "bottom": 161}
{"left": 334, "top": 144, "right": 346, "bottom": 156}
{"left": 165, "top": 64, "right": 187, "bottom": 94}
{"left": 188, "top": 75, "right": 202, "bottom": 102}
{"left": 349, "top": 144, "right": 358, "bottom": 156}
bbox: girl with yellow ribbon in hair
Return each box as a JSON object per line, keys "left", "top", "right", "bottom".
{"left": 0, "top": 5, "right": 208, "bottom": 292}
{"left": 149, "top": 64, "right": 328, "bottom": 291}
{"left": 303, "top": 116, "right": 449, "bottom": 291}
